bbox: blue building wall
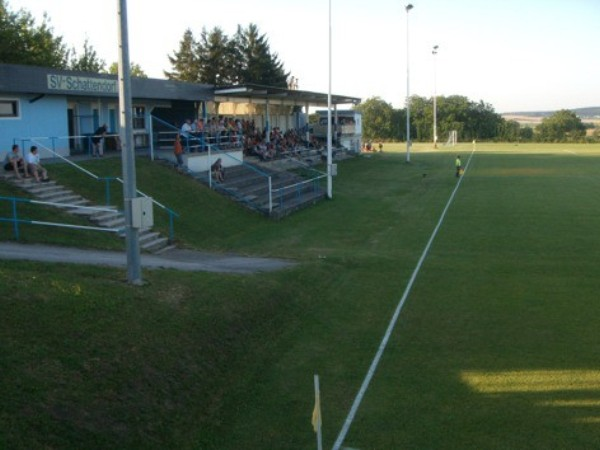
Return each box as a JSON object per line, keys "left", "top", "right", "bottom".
{"left": 1, "top": 94, "right": 152, "bottom": 160}
{"left": 1, "top": 94, "right": 69, "bottom": 159}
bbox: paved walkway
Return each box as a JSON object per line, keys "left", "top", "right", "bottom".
{"left": 0, "top": 242, "right": 296, "bottom": 274}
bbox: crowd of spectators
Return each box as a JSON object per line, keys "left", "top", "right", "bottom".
{"left": 179, "top": 116, "right": 324, "bottom": 162}
{"left": 180, "top": 116, "right": 245, "bottom": 152}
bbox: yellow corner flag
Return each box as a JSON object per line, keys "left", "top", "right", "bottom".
{"left": 312, "top": 390, "right": 322, "bottom": 433}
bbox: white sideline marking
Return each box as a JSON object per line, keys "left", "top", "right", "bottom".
{"left": 332, "top": 151, "right": 475, "bottom": 450}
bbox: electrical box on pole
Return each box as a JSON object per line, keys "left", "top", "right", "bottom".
{"left": 130, "top": 197, "right": 154, "bottom": 229}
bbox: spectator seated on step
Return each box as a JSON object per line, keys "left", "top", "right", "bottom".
{"left": 3, "top": 144, "right": 26, "bottom": 179}
{"left": 25, "top": 146, "right": 49, "bottom": 182}
{"left": 211, "top": 158, "right": 225, "bottom": 183}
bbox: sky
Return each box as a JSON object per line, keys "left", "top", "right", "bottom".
{"left": 7, "top": 0, "right": 600, "bottom": 113}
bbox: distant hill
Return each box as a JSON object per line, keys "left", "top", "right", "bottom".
{"left": 503, "top": 107, "right": 600, "bottom": 119}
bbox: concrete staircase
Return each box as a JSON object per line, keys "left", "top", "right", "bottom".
{"left": 0, "top": 171, "right": 175, "bottom": 253}
{"left": 153, "top": 143, "right": 357, "bottom": 218}
{"left": 190, "top": 161, "right": 327, "bottom": 219}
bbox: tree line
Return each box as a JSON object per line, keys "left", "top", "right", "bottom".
{"left": 355, "top": 96, "right": 597, "bottom": 144}
{"left": 1, "top": 0, "right": 596, "bottom": 143}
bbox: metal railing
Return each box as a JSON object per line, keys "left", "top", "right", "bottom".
{"left": 0, "top": 195, "right": 122, "bottom": 241}
{"left": 13, "top": 136, "right": 179, "bottom": 242}
{"left": 151, "top": 115, "right": 244, "bottom": 155}
{"left": 13, "top": 134, "right": 123, "bottom": 160}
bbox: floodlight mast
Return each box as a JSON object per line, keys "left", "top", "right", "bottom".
{"left": 327, "top": 0, "right": 333, "bottom": 199}
{"left": 405, "top": 4, "right": 414, "bottom": 163}
{"left": 117, "top": 0, "right": 142, "bottom": 285}
{"left": 432, "top": 45, "right": 439, "bottom": 149}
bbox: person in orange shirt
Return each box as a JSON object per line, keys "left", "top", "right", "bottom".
{"left": 173, "top": 133, "right": 184, "bottom": 169}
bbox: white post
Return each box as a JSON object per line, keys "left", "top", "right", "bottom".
{"left": 313, "top": 374, "right": 323, "bottom": 450}
{"left": 208, "top": 146, "right": 212, "bottom": 188}
{"left": 149, "top": 115, "right": 155, "bottom": 160}
{"left": 405, "top": 4, "right": 414, "bottom": 163}
{"left": 268, "top": 176, "right": 273, "bottom": 214}
{"left": 305, "top": 103, "right": 310, "bottom": 144}
{"left": 432, "top": 45, "right": 439, "bottom": 149}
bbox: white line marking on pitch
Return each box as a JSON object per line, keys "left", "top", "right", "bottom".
{"left": 332, "top": 150, "right": 475, "bottom": 450}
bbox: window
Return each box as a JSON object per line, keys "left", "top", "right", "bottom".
{"left": 132, "top": 106, "right": 145, "bottom": 130}
{"left": 0, "top": 99, "right": 19, "bottom": 118}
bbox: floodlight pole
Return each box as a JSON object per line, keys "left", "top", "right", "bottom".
{"left": 327, "top": 0, "right": 333, "bottom": 199}
{"left": 405, "top": 4, "right": 414, "bottom": 163}
{"left": 432, "top": 45, "right": 439, "bottom": 149}
{"left": 117, "top": 0, "right": 142, "bottom": 285}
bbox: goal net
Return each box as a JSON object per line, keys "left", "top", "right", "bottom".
{"left": 444, "top": 130, "right": 458, "bottom": 147}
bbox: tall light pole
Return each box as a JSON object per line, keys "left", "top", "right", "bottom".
{"left": 117, "top": 0, "right": 142, "bottom": 284}
{"left": 405, "top": 4, "right": 413, "bottom": 163}
{"left": 327, "top": 0, "right": 333, "bottom": 199}
{"left": 432, "top": 44, "right": 439, "bottom": 149}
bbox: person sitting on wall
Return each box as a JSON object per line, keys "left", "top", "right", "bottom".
{"left": 3, "top": 144, "right": 26, "bottom": 178}
{"left": 26, "top": 146, "right": 49, "bottom": 182}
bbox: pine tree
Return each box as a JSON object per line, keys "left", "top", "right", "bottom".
{"left": 197, "top": 26, "right": 232, "bottom": 86}
{"left": 234, "top": 23, "right": 288, "bottom": 87}
{"left": 68, "top": 38, "right": 106, "bottom": 73}
{"left": 165, "top": 29, "right": 200, "bottom": 82}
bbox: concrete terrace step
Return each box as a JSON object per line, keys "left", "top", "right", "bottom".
{"left": 141, "top": 236, "right": 169, "bottom": 252}
{"left": 34, "top": 189, "right": 73, "bottom": 200}
{"left": 139, "top": 230, "right": 161, "bottom": 243}
{"left": 96, "top": 216, "right": 126, "bottom": 228}
{"left": 239, "top": 176, "right": 316, "bottom": 201}
{"left": 267, "top": 190, "right": 327, "bottom": 219}
{"left": 91, "top": 209, "right": 120, "bottom": 221}
{"left": 37, "top": 192, "right": 82, "bottom": 204}
{"left": 23, "top": 183, "right": 62, "bottom": 194}
{"left": 198, "top": 156, "right": 328, "bottom": 218}
{"left": 62, "top": 200, "right": 97, "bottom": 214}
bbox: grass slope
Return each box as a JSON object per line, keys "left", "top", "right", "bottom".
{"left": 2, "top": 143, "right": 600, "bottom": 449}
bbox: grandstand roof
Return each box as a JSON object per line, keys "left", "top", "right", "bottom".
{"left": 0, "top": 64, "right": 360, "bottom": 107}
{"left": 0, "top": 63, "right": 213, "bottom": 101}
{"left": 214, "top": 84, "right": 361, "bottom": 108}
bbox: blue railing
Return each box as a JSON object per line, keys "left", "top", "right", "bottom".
{"left": 14, "top": 137, "right": 179, "bottom": 242}
{"left": 151, "top": 115, "right": 244, "bottom": 155}
{"left": 0, "top": 195, "right": 122, "bottom": 241}
{"left": 13, "top": 134, "right": 122, "bottom": 161}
